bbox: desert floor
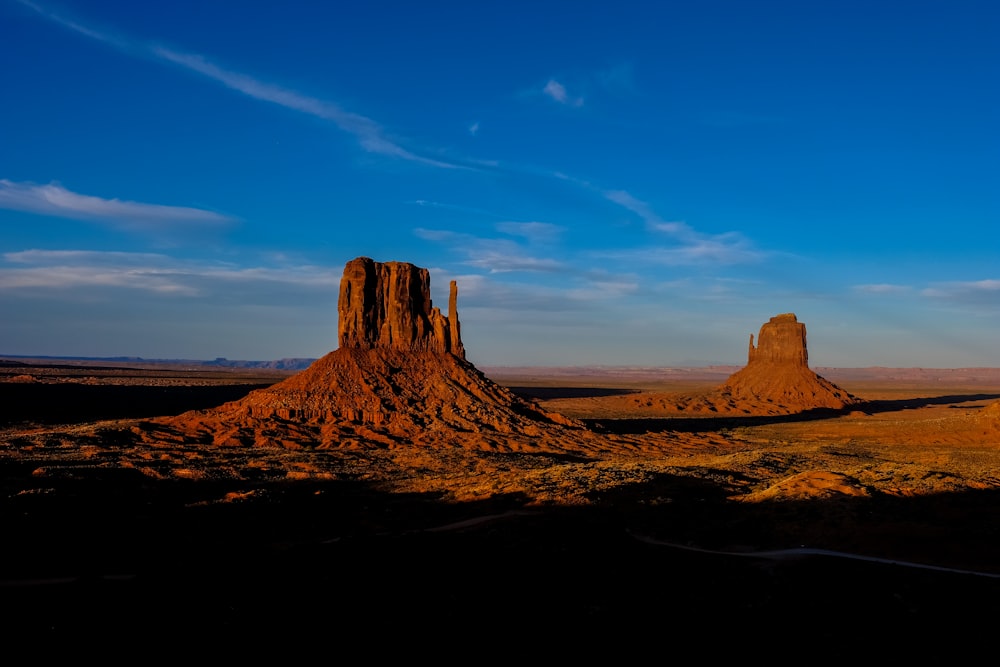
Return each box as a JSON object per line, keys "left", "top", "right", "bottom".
{"left": 3, "top": 360, "right": 1000, "bottom": 656}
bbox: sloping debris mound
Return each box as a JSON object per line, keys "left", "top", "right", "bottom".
{"left": 978, "top": 401, "right": 1000, "bottom": 427}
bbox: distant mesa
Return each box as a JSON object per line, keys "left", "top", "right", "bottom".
{"left": 594, "top": 312, "right": 861, "bottom": 417}
{"left": 146, "top": 257, "right": 577, "bottom": 449}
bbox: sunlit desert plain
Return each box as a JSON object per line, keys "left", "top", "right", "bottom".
{"left": 3, "top": 259, "right": 1000, "bottom": 654}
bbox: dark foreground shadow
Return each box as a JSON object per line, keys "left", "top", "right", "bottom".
{"left": 508, "top": 385, "right": 641, "bottom": 399}
{"left": 2, "top": 460, "right": 999, "bottom": 656}
{"left": 0, "top": 382, "right": 272, "bottom": 425}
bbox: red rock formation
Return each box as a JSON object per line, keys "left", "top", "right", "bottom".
{"left": 147, "top": 256, "right": 575, "bottom": 449}
{"left": 747, "top": 313, "right": 808, "bottom": 366}
{"left": 338, "top": 257, "right": 464, "bottom": 358}
{"left": 719, "top": 313, "right": 859, "bottom": 413}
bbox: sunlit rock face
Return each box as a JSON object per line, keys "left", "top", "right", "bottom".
{"left": 337, "top": 257, "right": 464, "bottom": 359}
{"left": 747, "top": 313, "right": 808, "bottom": 366}
{"left": 147, "top": 256, "right": 578, "bottom": 448}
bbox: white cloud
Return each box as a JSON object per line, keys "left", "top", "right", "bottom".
{"left": 600, "top": 189, "right": 762, "bottom": 266}
{"left": 5, "top": 249, "right": 172, "bottom": 265}
{"left": 152, "top": 47, "right": 462, "bottom": 169}
{"left": 20, "top": 2, "right": 462, "bottom": 169}
{"left": 469, "top": 121, "right": 480, "bottom": 136}
{"left": 854, "top": 283, "right": 912, "bottom": 294}
{"left": 0, "top": 249, "right": 340, "bottom": 295}
{"left": 0, "top": 180, "right": 236, "bottom": 229}
{"left": 604, "top": 243, "right": 761, "bottom": 267}
{"left": 921, "top": 280, "right": 1000, "bottom": 302}
{"left": 496, "top": 221, "right": 565, "bottom": 244}
{"left": 415, "top": 227, "right": 564, "bottom": 274}
{"left": 603, "top": 189, "right": 693, "bottom": 236}
{"left": 464, "top": 248, "right": 564, "bottom": 274}
{"left": 15, "top": 0, "right": 127, "bottom": 48}
{"left": 0, "top": 249, "right": 196, "bottom": 294}
{"left": 543, "top": 79, "right": 583, "bottom": 107}
{"left": 414, "top": 227, "right": 461, "bottom": 243}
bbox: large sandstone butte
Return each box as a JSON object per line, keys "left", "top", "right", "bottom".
{"left": 146, "top": 257, "right": 577, "bottom": 449}
{"left": 338, "top": 257, "right": 464, "bottom": 358}
{"left": 717, "top": 313, "right": 859, "bottom": 412}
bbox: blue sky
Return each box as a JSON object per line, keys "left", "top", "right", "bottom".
{"left": 1, "top": 0, "right": 997, "bottom": 367}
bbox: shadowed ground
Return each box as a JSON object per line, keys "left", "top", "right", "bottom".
{"left": 3, "top": 362, "right": 1000, "bottom": 656}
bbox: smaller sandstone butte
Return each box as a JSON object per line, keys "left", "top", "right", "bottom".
{"left": 594, "top": 312, "right": 861, "bottom": 417}
{"left": 338, "top": 257, "right": 464, "bottom": 358}
{"left": 718, "top": 313, "right": 859, "bottom": 413}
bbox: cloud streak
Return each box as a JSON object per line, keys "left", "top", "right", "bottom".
{"left": 922, "top": 279, "right": 1000, "bottom": 304}
{"left": 0, "top": 249, "right": 341, "bottom": 296}
{"left": 20, "top": 1, "right": 461, "bottom": 169}
{"left": 600, "top": 189, "right": 763, "bottom": 266}
{"left": 854, "top": 283, "right": 912, "bottom": 294}
{"left": 496, "top": 221, "right": 565, "bottom": 244}
{"left": 0, "top": 180, "right": 235, "bottom": 229}
{"left": 152, "top": 47, "right": 461, "bottom": 168}
{"left": 414, "top": 228, "right": 564, "bottom": 273}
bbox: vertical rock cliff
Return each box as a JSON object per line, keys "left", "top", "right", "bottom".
{"left": 338, "top": 257, "right": 464, "bottom": 358}
{"left": 747, "top": 313, "right": 809, "bottom": 366}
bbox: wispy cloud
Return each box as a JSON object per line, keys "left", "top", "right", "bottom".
{"left": 1, "top": 250, "right": 196, "bottom": 294}
{"left": 153, "top": 47, "right": 461, "bottom": 168}
{"left": 0, "top": 249, "right": 341, "bottom": 296}
{"left": 468, "top": 121, "right": 480, "bottom": 136}
{"left": 15, "top": 0, "right": 127, "bottom": 48}
{"left": 922, "top": 280, "right": 1000, "bottom": 303}
{"left": 603, "top": 190, "right": 692, "bottom": 236}
{"left": 496, "top": 221, "right": 565, "bottom": 244}
{"left": 440, "top": 272, "right": 633, "bottom": 314}
{"left": 600, "top": 189, "right": 763, "bottom": 266}
{"left": 543, "top": 79, "right": 584, "bottom": 107}
{"left": 411, "top": 199, "right": 506, "bottom": 219}
{"left": 0, "top": 180, "right": 236, "bottom": 229}
{"left": 19, "top": 2, "right": 461, "bottom": 169}
{"left": 854, "top": 283, "right": 912, "bottom": 294}
{"left": 600, "top": 238, "right": 762, "bottom": 267}
{"left": 415, "top": 227, "right": 564, "bottom": 273}
{"left": 6, "top": 249, "right": 173, "bottom": 265}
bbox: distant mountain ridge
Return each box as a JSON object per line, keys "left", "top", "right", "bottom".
{"left": 0, "top": 355, "right": 318, "bottom": 370}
